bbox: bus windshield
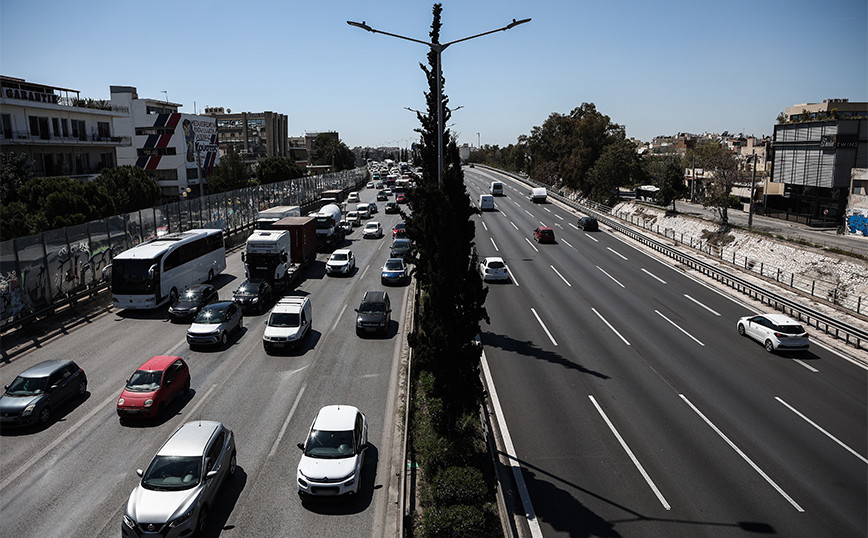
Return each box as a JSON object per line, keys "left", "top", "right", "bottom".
{"left": 112, "top": 258, "right": 157, "bottom": 294}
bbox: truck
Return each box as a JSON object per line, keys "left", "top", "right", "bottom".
{"left": 241, "top": 230, "right": 292, "bottom": 289}
{"left": 530, "top": 187, "right": 547, "bottom": 203}
{"left": 320, "top": 190, "right": 344, "bottom": 204}
{"left": 255, "top": 206, "right": 301, "bottom": 229}
{"left": 271, "top": 216, "right": 318, "bottom": 285}
{"left": 308, "top": 203, "right": 345, "bottom": 249}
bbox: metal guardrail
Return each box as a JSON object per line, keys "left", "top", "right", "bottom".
{"left": 476, "top": 165, "right": 868, "bottom": 350}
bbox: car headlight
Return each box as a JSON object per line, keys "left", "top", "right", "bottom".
{"left": 168, "top": 306, "right": 174, "bottom": 313}
{"left": 123, "top": 514, "right": 137, "bottom": 529}
{"left": 117, "top": 398, "right": 125, "bottom": 406}
{"left": 144, "top": 399, "right": 153, "bottom": 408}
{"left": 22, "top": 403, "right": 36, "bottom": 417}
{"left": 252, "top": 298, "right": 259, "bottom": 303}
{"left": 168, "top": 507, "right": 194, "bottom": 528}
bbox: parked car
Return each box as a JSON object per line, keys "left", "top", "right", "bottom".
{"left": 363, "top": 222, "right": 383, "bottom": 239}
{"left": 533, "top": 227, "right": 555, "bottom": 243}
{"left": 296, "top": 405, "right": 368, "bottom": 499}
{"left": 326, "top": 249, "right": 356, "bottom": 276}
{"left": 384, "top": 201, "right": 399, "bottom": 214}
{"left": 117, "top": 356, "right": 190, "bottom": 419}
{"left": 578, "top": 217, "right": 599, "bottom": 231}
{"left": 390, "top": 238, "right": 412, "bottom": 258}
{"left": 355, "top": 291, "right": 391, "bottom": 336}
{"left": 392, "top": 222, "right": 406, "bottom": 238}
{"left": 263, "top": 296, "right": 312, "bottom": 352}
{"left": 479, "top": 257, "right": 509, "bottom": 282}
{"left": 232, "top": 280, "right": 273, "bottom": 313}
{"left": 186, "top": 302, "right": 243, "bottom": 347}
{"left": 381, "top": 258, "right": 409, "bottom": 285}
{"left": 737, "top": 313, "right": 810, "bottom": 353}
{"left": 0, "top": 359, "right": 87, "bottom": 427}
{"left": 168, "top": 284, "right": 218, "bottom": 322}
{"left": 122, "top": 421, "right": 236, "bottom": 538}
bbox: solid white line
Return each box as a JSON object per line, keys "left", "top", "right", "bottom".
{"left": 607, "top": 247, "right": 628, "bottom": 260}
{"left": 481, "top": 221, "right": 488, "bottom": 231}
{"left": 332, "top": 303, "right": 348, "bottom": 331}
{"left": 510, "top": 221, "right": 518, "bottom": 230}
{"left": 775, "top": 397, "right": 868, "bottom": 464}
{"left": 503, "top": 264, "right": 519, "bottom": 287}
{"left": 684, "top": 294, "right": 721, "bottom": 316}
{"left": 596, "top": 266, "right": 625, "bottom": 288}
{"left": 792, "top": 359, "right": 818, "bottom": 372}
{"left": 680, "top": 394, "right": 804, "bottom": 511}
{"left": 269, "top": 385, "right": 306, "bottom": 457}
{"left": 585, "top": 233, "right": 599, "bottom": 243}
{"left": 641, "top": 268, "right": 667, "bottom": 284}
{"left": 480, "top": 349, "right": 544, "bottom": 538}
{"left": 591, "top": 307, "right": 630, "bottom": 345}
{"left": 562, "top": 239, "right": 577, "bottom": 251}
{"left": 361, "top": 265, "right": 369, "bottom": 279}
{"left": 550, "top": 265, "right": 572, "bottom": 286}
{"left": 589, "top": 395, "right": 671, "bottom": 510}
{"left": 490, "top": 237, "right": 499, "bottom": 252}
{"left": 525, "top": 237, "right": 539, "bottom": 252}
{"left": 655, "top": 310, "right": 705, "bottom": 346}
{"left": 531, "top": 308, "right": 558, "bottom": 346}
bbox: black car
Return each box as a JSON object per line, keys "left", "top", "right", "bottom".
{"left": 232, "top": 280, "right": 273, "bottom": 313}
{"left": 390, "top": 238, "right": 412, "bottom": 258}
{"left": 0, "top": 360, "right": 87, "bottom": 427}
{"left": 355, "top": 291, "right": 391, "bottom": 336}
{"left": 384, "top": 201, "right": 399, "bottom": 214}
{"left": 578, "top": 217, "right": 599, "bottom": 231}
{"left": 168, "top": 284, "right": 218, "bottom": 321}
{"left": 377, "top": 191, "right": 388, "bottom": 201}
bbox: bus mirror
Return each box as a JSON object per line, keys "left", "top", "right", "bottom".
{"left": 148, "top": 264, "right": 157, "bottom": 279}
{"left": 241, "top": 252, "right": 246, "bottom": 263}
{"left": 102, "top": 264, "right": 112, "bottom": 278}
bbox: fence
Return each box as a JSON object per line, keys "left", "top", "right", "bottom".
{"left": 0, "top": 167, "right": 368, "bottom": 331}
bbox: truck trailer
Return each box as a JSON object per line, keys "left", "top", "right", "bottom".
{"left": 255, "top": 206, "right": 301, "bottom": 229}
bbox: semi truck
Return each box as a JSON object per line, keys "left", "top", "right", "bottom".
{"left": 241, "top": 216, "right": 317, "bottom": 290}
{"left": 271, "top": 216, "right": 318, "bottom": 286}
{"left": 255, "top": 206, "right": 301, "bottom": 229}
{"left": 309, "top": 203, "right": 345, "bottom": 249}
{"left": 320, "top": 190, "right": 344, "bottom": 204}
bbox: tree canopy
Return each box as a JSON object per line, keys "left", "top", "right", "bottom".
{"left": 206, "top": 149, "right": 252, "bottom": 194}
{"left": 256, "top": 156, "right": 304, "bottom": 184}
{"left": 311, "top": 134, "right": 355, "bottom": 171}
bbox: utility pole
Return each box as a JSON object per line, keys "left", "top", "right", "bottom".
{"left": 748, "top": 151, "right": 757, "bottom": 228}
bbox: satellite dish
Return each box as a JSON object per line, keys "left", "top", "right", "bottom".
{"left": 227, "top": 108, "right": 231, "bottom": 113}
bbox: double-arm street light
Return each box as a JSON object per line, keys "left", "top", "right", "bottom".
{"left": 348, "top": 16, "right": 530, "bottom": 186}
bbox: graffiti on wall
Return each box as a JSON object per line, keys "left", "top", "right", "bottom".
{"left": 846, "top": 206, "right": 868, "bottom": 237}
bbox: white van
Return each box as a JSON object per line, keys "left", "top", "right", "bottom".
{"left": 490, "top": 182, "right": 504, "bottom": 196}
{"left": 530, "top": 187, "right": 547, "bottom": 203}
{"left": 263, "top": 296, "right": 312, "bottom": 351}
{"left": 356, "top": 203, "right": 371, "bottom": 218}
{"left": 479, "top": 194, "right": 495, "bottom": 211}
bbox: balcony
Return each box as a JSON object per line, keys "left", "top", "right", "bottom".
{"left": 1, "top": 130, "right": 132, "bottom": 147}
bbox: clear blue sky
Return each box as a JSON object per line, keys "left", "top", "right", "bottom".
{"left": 2, "top": 0, "right": 866, "bottom": 149}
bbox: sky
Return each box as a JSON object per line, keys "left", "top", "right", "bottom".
{"left": 2, "top": 0, "right": 866, "bottom": 149}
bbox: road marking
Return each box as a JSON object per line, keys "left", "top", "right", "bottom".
{"left": 596, "top": 266, "right": 625, "bottom": 288}
{"left": 550, "top": 265, "right": 572, "bottom": 287}
{"left": 562, "top": 239, "right": 577, "bottom": 251}
{"left": 607, "top": 247, "right": 628, "bottom": 260}
{"left": 554, "top": 223, "right": 563, "bottom": 229}
{"left": 525, "top": 237, "right": 538, "bottom": 252}
{"left": 555, "top": 214, "right": 564, "bottom": 220}
{"left": 505, "top": 265, "right": 519, "bottom": 286}
{"left": 684, "top": 294, "right": 721, "bottom": 316}
{"left": 569, "top": 223, "right": 579, "bottom": 230}
{"left": 269, "top": 385, "right": 306, "bottom": 457}
{"left": 585, "top": 233, "right": 599, "bottom": 242}
{"left": 525, "top": 210, "right": 533, "bottom": 217}
{"left": 332, "top": 303, "right": 348, "bottom": 331}
{"left": 510, "top": 221, "right": 519, "bottom": 230}
{"left": 515, "top": 200, "right": 521, "bottom": 206}
{"left": 481, "top": 221, "right": 488, "bottom": 231}
{"left": 680, "top": 394, "right": 804, "bottom": 511}
{"left": 531, "top": 308, "right": 558, "bottom": 346}
{"left": 589, "top": 395, "right": 671, "bottom": 510}
{"left": 655, "top": 310, "right": 704, "bottom": 346}
{"left": 360, "top": 265, "right": 369, "bottom": 278}
{"left": 591, "top": 307, "right": 630, "bottom": 345}
{"left": 791, "top": 359, "right": 818, "bottom": 372}
{"left": 480, "top": 349, "right": 544, "bottom": 538}
{"left": 490, "top": 237, "right": 499, "bottom": 252}
{"left": 544, "top": 207, "right": 551, "bottom": 213}
{"left": 775, "top": 397, "right": 868, "bottom": 464}
{"left": 641, "top": 268, "right": 667, "bottom": 284}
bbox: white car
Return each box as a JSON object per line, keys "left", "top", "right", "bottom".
{"left": 297, "top": 405, "right": 367, "bottom": 499}
{"left": 480, "top": 257, "right": 509, "bottom": 281}
{"left": 346, "top": 211, "right": 361, "bottom": 227}
{"left": 355, "top": 203, "right": 371, "bottom": 219}
{"left": 263, "top": 297, "right": 312, "bottom": 352}
{"left": 347, "top": 192, "right": 360, "bottom": 203}
{"left": 737, "top": 313, "right": 809, "bottom": 353}
{"left": 363, "top": 222, "right": 383, "bottom": 239}
{"left": 326, "top": 249, "right": 355, "bottom": 276}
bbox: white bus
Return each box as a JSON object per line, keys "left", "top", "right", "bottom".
{"left": 108, "top": 229, "right": 226, "bottom": 309}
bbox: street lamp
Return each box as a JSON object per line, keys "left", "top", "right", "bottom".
{"left": 348, "top": 16, "right": 530, "bottom": 186}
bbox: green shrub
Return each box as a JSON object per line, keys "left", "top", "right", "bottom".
{"left": 421, "top": 504, "right": 500, "bottom": 538}
{"left": 430, "top": 466, "right": 488, "bottom": 506}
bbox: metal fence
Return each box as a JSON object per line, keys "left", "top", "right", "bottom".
{"left": 0, "top": 167, "right": 368, "bottom": 330}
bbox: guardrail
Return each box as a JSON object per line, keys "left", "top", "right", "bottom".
{"left": 476, "top": 165, "right": 868, "bottom": 350}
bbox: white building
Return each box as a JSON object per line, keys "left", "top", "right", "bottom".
{"left": 1, "top": 76, "right": 130, "bottom": 179}
{"left": 110, "top": 86, "right": 219, "bottom": 199}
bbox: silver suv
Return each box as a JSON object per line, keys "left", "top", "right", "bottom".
{"left": 123, "top": 421, "right": 236, "bottom": 537}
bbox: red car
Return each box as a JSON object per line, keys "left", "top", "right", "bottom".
{"left": 534, "top": 227, "right": 555, "bottom": 243}
{"left": 392, "top": 222, "right": 407, "bottom": 238}
{"left": 116, "top": 356, "right": 190, "bottom": 419}
{"left": 396, "top": 193, "right": 407, "bottom": 204}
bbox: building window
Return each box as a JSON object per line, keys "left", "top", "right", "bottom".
{"left": 61, "top": 118, "right": 69, "bottom": 137}
{"left": 147, "top": 169, "right": 179, "bottom": 181}
{"left": 98, "top": 122, "right": 111, "bottom": 139}
{"left": 2, "top": 114, "right": 11, "bottom": 139}
{"left": 135, "top": 126, "right": 175, "bottom": 136}
{"left": 52, "top": 118, "right": 60, "bottom": 137}
{"left": 187, "top": 167, "right": 200, "bottom": 180}
{"left": 137, "top": 147, "right": 177, "bottom": 156}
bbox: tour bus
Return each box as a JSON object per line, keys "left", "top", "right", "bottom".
{"left": 107, "top": 229, "right": 226, "bottom": 309}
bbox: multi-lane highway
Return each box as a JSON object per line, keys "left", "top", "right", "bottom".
{"left": 0, "top": 187, "right": 409, "bottom": 537}
{"left": 465, "top": 167, "right": 868, "bottom": 538}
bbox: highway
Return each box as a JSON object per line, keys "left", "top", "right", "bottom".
{"left": 465, "top": 167, "right": 867, "bottom": 538}
{"left": 0, "top": 188, "right": 408, "bottom": 538}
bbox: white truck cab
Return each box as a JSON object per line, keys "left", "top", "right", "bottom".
{"left": 263, "top": 296, "right": 312, "bottom": 352}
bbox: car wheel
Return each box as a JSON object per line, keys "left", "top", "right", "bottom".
{"left": 228, "top": 451, "right": 237, "bottom": 479}
{"left": 183, "top": 378, "right": 191, "bottom": 394}
{"left": 220, "top": 332, "right": 228, "bottom": 346}
{"left": 765, "top": 340, "right": 775, "bottom": 353}
{"left": 169, "top": 287, "right": 179, "bottom": 304}
{"left": 195, "top": 506, "right": 209, "bottom": 537}
{"left": 78, "top": 379, "right": 87, "bottom": 396}
{"left": 737, "top": 324, "right": 746, "bottom": 336}
{"left": 38, "top": 407, "right": 50, "bottom": 424}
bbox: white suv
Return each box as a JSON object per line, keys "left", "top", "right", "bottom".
{"left": 297, "top": 405, "right": 367, "bottom": 499}
{"left": 263, "top": 297, "right": 312, "bottom": 352}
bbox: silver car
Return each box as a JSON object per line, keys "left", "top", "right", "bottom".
{"left": 186, "top": 302, "right": 243, "bottom": 347}
{"left": 123, "top": 421, "right": 236, "bottom": 537}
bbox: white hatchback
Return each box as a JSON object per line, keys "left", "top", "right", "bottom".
{"left": 480, "top": 257, "right": 509, "bottom": 281}
{"left": 737, "top": 313, "right": 809, "bottom": 353}
{"left": 297, "top": 405, "right": 368, "bottom": 498}
{"left": 363, "top": 222, "right": 383, "bottom": 239}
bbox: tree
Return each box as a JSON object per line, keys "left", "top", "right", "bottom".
{"left": 256, "top": 156, "right": 304, "bottom": 184}
{"left": 1, "top": 152, "right": 33, "bottom": 206}
{"left": 645, "top": 152, "right": 687, "bottom": 211}
{"left": 311, "top": 134, "right": 355, "bottom": 171}
{"left": 92, "top": 165, "right": 159, "bottom": 214}
{"left": 206, "top": 149, "right": 251, "bottom": 193}
{"left": 586, "top": 138, "right": 642, "bottom": 205}
{"left": 702, "top": 150, "right": 743, "bottom": 224}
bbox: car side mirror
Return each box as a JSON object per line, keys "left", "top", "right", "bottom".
{"left": 206, "top": 470, "right": 218, "bottom": 480}
{"left": 353, "top": 309, "right": 359, "bottom": 313}
{"left": 360, "top": 442, "right": 368, "bottom": 451}
{"left": 297, "top": 442, "right": 305, "bottom": 451}
{"left": 165, "top": 379, "right": 172, "bottom": 385}
{"left": 387, "top": 308, "right": 392, "bottom": 313}
{"left": 136, "top": 469, "right": 144, "bottom": 477}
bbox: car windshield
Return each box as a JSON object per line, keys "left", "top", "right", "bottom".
{"left": 125, "top": 370, "right": 162, "bottom": 392}
{"left": 487, "top": 261, "right": 505, "bottom": 269}
{"left": 385, "top": 260, "right": 403, "bottom": 271}
{"left": 179, "top": 290, "right": 203, "bottom": 302}
{"left": 5, "top": 376, "right": 48, "bottom": 396}
{"left": 235, "top": 283, "right": 259, "bottom": 296}
{"left": 393, "top": 240, "right": 410, "bottom": 248}
{"left": 331, "top": 253, "right": 348, "bottom": 261}
{"left": 776, "top": 324, "right": 806, "bottom": 335}
{"left": 304, "top": 429, "right": 355, "bottom": 458}
{"left": 141, "top": 455, "right": 201, "bottom": 491}
{"left": 194, "top": 308, "right": 225, "bottom": 324}
{"left": 359, "top": 301, "right": 386, "bottom": 314}
{"left": 365, "top": 224, "right": 377, "bottom": 230}
{"left": 269, "top": 312, "right": 300, "bottom": 327}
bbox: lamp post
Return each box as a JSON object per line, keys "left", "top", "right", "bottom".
{"left": 348, "top": 16, "right": 530, "bottom": 186}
